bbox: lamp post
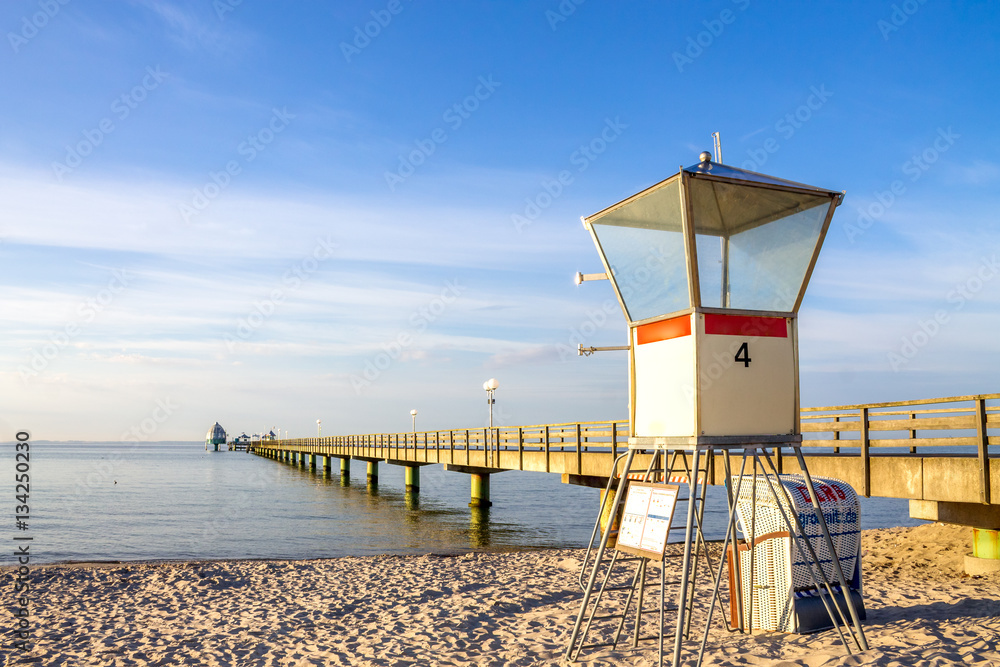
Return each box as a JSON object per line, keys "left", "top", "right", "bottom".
{"left": 479, "top": 377, "right": 500, "bottom": 488}
{"left": 410, "top": 409, "right": 417, "bottom": 433}
{"left": 316, "top": 419, "right": 321, "bottom": 437}
{"left": 482, "top": 378, "right": 499, "bottom": 427}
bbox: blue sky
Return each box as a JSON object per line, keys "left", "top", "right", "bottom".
{"left": 2, "top": 0, "right": 998, "bottom": 441}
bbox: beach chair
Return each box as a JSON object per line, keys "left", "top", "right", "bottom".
{"left": 728, "top": 474, "right": 865, "bottom": 633}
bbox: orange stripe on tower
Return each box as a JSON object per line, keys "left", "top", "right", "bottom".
{"left": 704, "top": 313, "right": 788, "bottom": 338}
{"left": 636, "top": 314, "right": 691, "bottom": 345}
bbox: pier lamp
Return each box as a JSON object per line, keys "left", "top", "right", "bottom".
{"left": 483, "top": 378, "right": 499, "bottom": 428}
{"left": 316, "top": 419, "right": 321, "bottom": 437}
{"left": 582, "top": 151, "right": 843, "bottom": 443}
{"left": 410, "top": 409, "right": 418, "bottom": 433}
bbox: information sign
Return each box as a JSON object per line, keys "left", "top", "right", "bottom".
{"left": 615, "top": 482, "right": 680, "bottom": 561}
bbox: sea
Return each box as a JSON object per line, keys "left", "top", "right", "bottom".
{"left": 7, "top": 442, "right": 926, "bottom": 565}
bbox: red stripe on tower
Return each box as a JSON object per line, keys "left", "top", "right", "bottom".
{"left": 636, "top": 314, "right": 692, "bottom": 345}
{"left": 704, "top": 314, "right": 788, "bottom": 338}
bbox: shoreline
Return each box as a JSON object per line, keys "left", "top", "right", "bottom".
{"left": 6, "top": 524, "right": 1000, "bottom": 666}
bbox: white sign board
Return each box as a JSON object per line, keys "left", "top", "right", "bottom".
{"left": 615, "top": 483, "right": 680, "bottom": 561}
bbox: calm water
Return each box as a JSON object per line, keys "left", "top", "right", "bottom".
{"left": 7, "top": 442, "right": 924, "bottom": 565}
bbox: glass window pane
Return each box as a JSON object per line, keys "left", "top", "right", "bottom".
{"left": 726, "top": 205, "right": 828, "bottom": 311}
{"left": 587, "top": 178, "right": 690, "bottom": 322}
{"left": 688, "top": 175, "right": 832, "bottom": 312}
{"left": 696, "top": 234, "right": 725, "bottom": 308}
{"left": 592, "top": 223, "right": 689, "bottom": 321}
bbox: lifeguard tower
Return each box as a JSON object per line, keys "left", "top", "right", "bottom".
{"left": 566, "top": 152, "right": 868, "bottom": 666}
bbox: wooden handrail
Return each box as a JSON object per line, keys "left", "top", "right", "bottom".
{"left": 800, "top": 393, "right": 1000, "bottom": 412}
{"left": 257, "top": 394, "right": 996, "bottom": 500}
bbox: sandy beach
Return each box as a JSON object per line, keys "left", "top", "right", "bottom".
{"left": 5, "top": 523, "right": 1000, "bottom": 666}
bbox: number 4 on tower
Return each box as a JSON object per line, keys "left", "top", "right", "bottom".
{"left": 734, "top": 342, "right": 751, "bottom": 368}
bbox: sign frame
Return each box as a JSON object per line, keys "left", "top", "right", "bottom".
{"left": 615, "top": 482, "right": 681, "bottom": 561}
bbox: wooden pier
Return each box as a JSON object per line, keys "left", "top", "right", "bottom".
{"left": 253, "top": 393, "right": 1000, "bottom": 530}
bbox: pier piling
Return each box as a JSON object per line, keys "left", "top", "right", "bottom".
{"left": 470, "top": 473, "right": 491, "bottom": 508}
{"left": 404, "top": 465, "right": 419, "bottom": 493}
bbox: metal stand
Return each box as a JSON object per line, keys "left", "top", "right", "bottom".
{"left": 567, "top": 442, "right": 869, "bottom": 667}
{"left": 567, "top": 447, "right": 715, "bottom": 664}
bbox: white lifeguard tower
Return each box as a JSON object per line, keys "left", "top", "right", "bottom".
{"left": 566, "top": 152, "right": 868, "bottom": 666}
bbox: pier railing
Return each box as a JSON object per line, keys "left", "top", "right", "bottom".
{"left": 800, "top": 393, "right": 999, "bottom": 450}
{"left": 271, "top": 394, "right": 999, "bottom": 456}
{"left": 274, "top": 419, "right": 630, "bottom": 472}
{"left": 258, "top": 393, "right": 998, "bottom": 503}
{"left": 799, "top": 393, "right": 1000, "bottom": 501}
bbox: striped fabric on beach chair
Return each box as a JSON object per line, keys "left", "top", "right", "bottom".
{"left": 728, "top": 474, "right": 864, "bottom": 633}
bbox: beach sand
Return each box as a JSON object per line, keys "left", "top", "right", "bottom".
{"left": 5, "top": 523, "right": 1000, "bottom": 666}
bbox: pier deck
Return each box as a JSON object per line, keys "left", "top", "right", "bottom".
{"left": 253, "top": 393, "right": 1000, "bottom": 528}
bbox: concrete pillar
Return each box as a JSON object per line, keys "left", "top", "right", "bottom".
{"left": 367, "top": 461, "right": 379, "bottom": 486}
{"left": 405, "top": 465, "right": 420, "bottom": 493}
{"left": 470, "top": 473, "right": 492, "bottom": 508}
{"left": 310, "top": 454, "right": 317, "bottom": 470}
{"left": 967, "top": 528, "right": 1000, "bottom": 575}
{"left": 324, "top": 455, "right": 332, "bottom": 473}
{"left": 340, "top": 457, "right": 350, "bottom": 479}
{"left": 973, "top": 528, "right": 1000, "bottom": 559}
